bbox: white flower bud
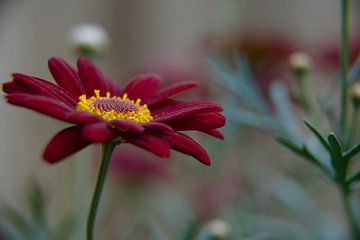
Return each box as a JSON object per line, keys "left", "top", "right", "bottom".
{"left": 289, "top": 52, "right": 312, "bottom": 77}
{"left": 203, "top": 219, "right": 232, "bottom": 240}
{"left": 67, "top": 23, "right": 110, "bottom": 57}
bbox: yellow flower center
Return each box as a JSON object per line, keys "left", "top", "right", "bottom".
{"left": 76, "top": 90, "right": 152, "bottom": 123}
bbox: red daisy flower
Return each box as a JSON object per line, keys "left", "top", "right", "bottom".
{"left": 3, "top": 57, "right": 225, "bottom": 165}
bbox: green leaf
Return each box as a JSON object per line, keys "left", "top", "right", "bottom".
{"left": 276, "top": 136, "right": 318, "bottom": 162}
{"left": 227, "top": 106, "right": 279, "bottom": 131}
{"left": 147, "top": 221, "right": 168, "bottom": 240}
{"left": 270, "top": 82, "right": 303, "bottom": 139}
{"left": 265, "top": 170, "right": 323, "bottom": 224}
{"left": 27, "top": 181, "right": 46, "bottom": 228}
{"left": 327, "top": 133, "right": 343, "bottom": 155}
{"left": 238, "top": 213, "right": 314, "bottom": 240}
{"left": 234, "top": 56, "right": 264, "bottom": 104}
{"left": 276, "top": 136, "right": 333, "bottom": 179}
{"left": 343, "top": 143, "right": 360, "bottom": 160}
{"left": 1, "top": 205, "right": 32, "bottom": 238}
{"left": 327, "top": 133, "right": 347, "bottom": 181}
{"left": 346, "top": 171, "right": 360, "bottom": 185}
{"left": 304, "top": 121, "right": 331, "bottom": 152}
{"left": 1, "top": 181, "right": 50, "bottom": 240}
{"left": 52, "top": 214, "right": 80, "bottom": 240}
{"left": 0, "top": 221, "right": 24, "bottom": 240}
{"left": 182, "top": 219, "right": 201, "bottom": 240}
{"left": 276, "top": 136, "right": 306, "bottom": 157}
{"left": 208, "top": 55, "right": 269, "bottom": 113}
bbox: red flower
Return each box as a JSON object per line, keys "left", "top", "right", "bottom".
{"left": 3, "top": 57, "right": 225, "bottom": 165}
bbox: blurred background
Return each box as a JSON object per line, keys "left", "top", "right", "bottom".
{"left": 0, "top": 0, "right": 360, "bottom": 239}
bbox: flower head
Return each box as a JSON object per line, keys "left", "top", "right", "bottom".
{"left": 3, "top": 57, "right": 225, "bottom": 165}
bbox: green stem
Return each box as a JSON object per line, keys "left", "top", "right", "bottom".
{"left": 340, "top": 0, "right": 350, "bottom": 142}
{"left": 338, "top": 1, "right": 359, "bottom": 237}
{"left": 86, "top": 142, "right": 117, "bottom": 240}
{"left": 297, "top": 73, "right": 323, "bottom": 129}
{"left": 298, "top": 75, "right": 312, "bottom": 114}
{"left": 340, "top": 187, "right": 360, "bottom": 240}
{"left": 297, "top": 74, "right": 319, "bottom": 126}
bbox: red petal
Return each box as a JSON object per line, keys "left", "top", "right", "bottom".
{"left": 167, "top": 132, "right": 211, "bottom": 165}
{"left": 165, "top": 112, "right": 225, "bottom": 131}
{"left": 82, "top": 122, "right": 119, "bottom": 142}
{"left": 48, "top": 57, "right": 86, "bottom": 98}
{"left": 121, "top": 132, "right": 170, "bottom": 158}
{"left": 143, "top": 121, "right": 174, "bottom": 133}
{"left": 2, "top": 81, "right": 29, "bottom": 94}
{"left": 147, "top": 81, "right": 199, "bottom": 106}
{"left": 12, "top": 73, "right": 77, "bottom": 105}
{"left": 108, "top": 119, "right": 144, "bottom": 132}
{"left": 66, "top": 111, "right": 103, "bottom": 124}
{"left": 120, "top": 74, "right": 161, "bottom": 102}
{"left": 43, "top": 126, "right": 91, "bottom": 163}
{"left": 104, "top": 76, "right": 121, "bottom": 95}
{"left": 201, "top": 129, "right": 224, "bottom": 139}
{"left": 77, "top": 57, "right": 108, "bottom": 96}
{"left": 151, "top": 99, "right": 223, "bottom": 122}
{"left": 6, "top": 93, "right": 76, "bottom": 122}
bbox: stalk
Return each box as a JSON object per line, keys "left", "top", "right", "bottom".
{"left": 86, "top": 142, "right": 117, "bottom": 240}
{"left": 338, "top": 1, "right": 360, "bottom": 238}
{"left": 340, "top": 186, "right": 360, "bottom": 240}
{"left": 340, "top": 0, "right": 350, "bottom": 142}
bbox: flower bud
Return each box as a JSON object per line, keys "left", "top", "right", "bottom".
{"left": 203, "top": 219, "right": 232, "bottom": 240}
{"left": 351, "top": 83, "right": 360, "bottom": 108}
{"left": 66, "top": 23, "right": 110, "bottom": 57}
{"left": 289, "top": 52, "right": 312, "bottom": 78}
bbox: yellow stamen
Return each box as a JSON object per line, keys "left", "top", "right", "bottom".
{"left": 76, "top": 90, "right": 152, "bottom": 123}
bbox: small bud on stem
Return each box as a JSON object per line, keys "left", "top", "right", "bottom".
{"left": 289, "top": 52, "right": 314, "bottom": 116}
{"left": 203, "top": 219, "right": 232, "bottom": 240}
{"left": 67, "top": 23, "right": 110, "bottom": 58}
{"left": 289, "top": 52, "right": 312, "bottom": 78}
